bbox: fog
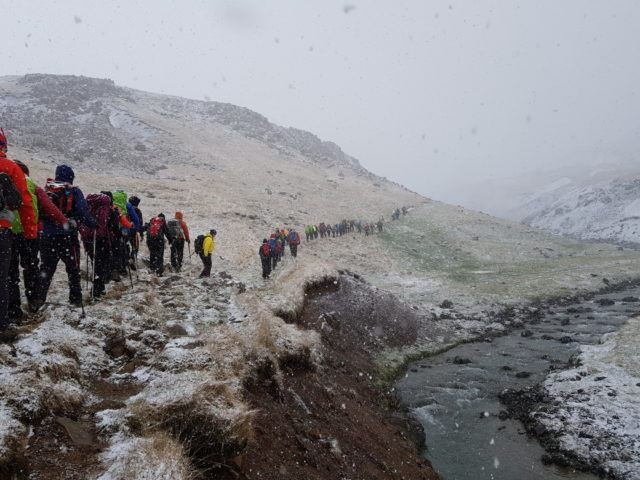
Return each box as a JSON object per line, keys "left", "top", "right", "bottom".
{"left": 3, "top": 0, "right": 640, "bottom": 206}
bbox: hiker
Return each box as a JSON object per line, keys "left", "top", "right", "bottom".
{"left": 269, "top": 234, "right": 279, "bottom": 270}
{"left": 80, "top": 193, "right": 112, "bottom": 299}
{"left": 377, "top": 218, "right": 383, "bottom": 233}
{"left": 146, "top": 213, "right": 173, "bottom": 276}
{"left": 10, "top": 160, "right": 67, "bottom": 318}
{"left": 402, "top": 206, "right": 407, "bottom": 216}
{"left": 196, "top": 229, "right": 216, "bottom": 278}
{"left": 128, "top": 195, "right": 143, "bottom": 270}
{"left": 259, "top": 239, "right": 271, "bottom": 279}
{"left": 304, "top": 225, "right": 311, "bottom": 242}
{"left": 1, "top": 130, "right": 36, "bottom": 341}
{"left": 287, "top": 229, "right": 300, "bottom": 257}
{"left": 37, "top": 165, "right": 96, "bottom": 309}
{"left": 112, "top": 190, "right": 140, "bottom": 279}
{"left": 326, "top": 224, "right": 332, "bottom": 238}
{"left": 167, "top": 211, "right": 190, "bottom": 272}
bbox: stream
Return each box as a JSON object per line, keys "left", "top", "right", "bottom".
{"left": 397, "top": 287, "right": 640, "bottom": 480}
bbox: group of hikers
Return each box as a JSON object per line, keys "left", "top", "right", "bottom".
{"left": 0, "top": 129, "right": 218, "bottom": 342}
{"left": 257, "top": 206, "right": 410, "bottom": 279}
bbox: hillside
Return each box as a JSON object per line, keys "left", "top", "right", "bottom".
{"left": 2, "top": 74, "right": 640, "bottom": 479}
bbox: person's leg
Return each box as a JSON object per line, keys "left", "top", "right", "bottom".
{"left": 38, "top": 235, "right": 61, "bottom": 303}
{"left": 170, "top": 242, "right": 178, "bottom": 269}
{"left": 8, "top": 234, "right": 23, "bottom": 318}
{"left": 60, "top": 235, "right": 83, "bottom": 304}
{"left": 21, "top": 238, "right": 40, "bottom": 305}
{"left": 0, "top": 230, "right": 14, "bottom": 330}
{"left": 94, "top": 238, "right": 110, "bottom": 297}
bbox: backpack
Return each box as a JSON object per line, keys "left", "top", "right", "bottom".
{"left": 194, "top": 234, "right": 206, "bottom": 255}
{"left": 167, "top": 219, "right": 184, "bottom": 240}
{"left": 0, "top": 172, "right": 22, "bottom": 211}
{"left": 45, "top": 179, "right": 74, "bottom": 215}
{"left": 261, "top": 243, "right": 270, "bottom": 257}
{"left": 148, "top": 217, "right": 164, "bottom": 239}
{"left": 80, "top": 193, "right": 111, "bottom": 240}
{"left": 289, "top": 232, "right": 300, "bottom": 245}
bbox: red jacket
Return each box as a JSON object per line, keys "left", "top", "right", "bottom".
{"left": 0, "top": 151, "right": 36, "bottom": 239}
{"left": 35, "top": 186, "right": 67, "bottom": 228}
{"left": 175, "top": 211, "right": 190, "bottom": 242}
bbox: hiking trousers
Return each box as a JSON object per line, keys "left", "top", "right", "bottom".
{"left": 289, "top": 244, "right": 298, "bottom": 257}
{"left": 148, "top": 241, "right": 165, "bottom": 276}
{"left": 261, "top": 257, "right": 271, "bottom": 279}
{"left": 0, "top": 229, "right": 13, "bottom": 330}
{"left": 199, "top": 253, "right": 212, "bottom": 277}
{"left": 171, "top": 239, "right": 185, "bottom": 271}
{"left": 38, "top": 234, "right": 82, "bottom": 304}
{"left": 9, "top": 235, "right": 39, "bottom": 315}
{"left": 85, "top": 237, "right": 111, "bottom": 297}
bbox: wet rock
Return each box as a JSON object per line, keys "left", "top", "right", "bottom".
{"left": 541, "top": 334, "right": 554, "bottom": 340}
{"left": 452, "top": 356, "right": 472, "bottom": 365}
{"left": 520, "top": 329, "right": 534, "bottom": 338}
{"left": 56, "top": 417, "right": 98, "bottom": 448}
{"left": 559, "top": 336, "right": 575, "bottom": 344}
{"left": 439, "top": 300, "right": 454, "bottom": 309}
{"left": 607, "top": 391, "right": 617, "bottom": 397}
{"left": 498, "top": 411, "right": 509, "bottom": 421}
{"left": 621, "top": 296, "right": 640, "bottom": 303}
{"left": 501, "top": 365, "right": 513, "bottom": 371}
{"left": 166, "top": 323, "right": 188, "bottom": 337}
{"left": 560, "top": 318, "right": 570, "bottom": 326}
{"left": 596, "top": 298, "right": 615, "bottom": 306}
{"left": 104, "top": 335, "right": 127, "bottom": 358}
{"left": 515, "top": 371, "right": 532, "bottom": 379}
{"left": 594, "top": 376, "right": 607, "bottom": 381}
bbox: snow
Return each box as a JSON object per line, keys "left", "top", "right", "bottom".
{"left": 535, "top": 316, "right": 640, "bottom": 478}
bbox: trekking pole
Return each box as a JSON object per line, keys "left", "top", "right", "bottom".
{"left": 127, "top": 264, "right": 134, "bottom": 289}
{"left": 91, "top": 230, "right": 97, "bottom": 297}
{"left": 187, "top": 242, "right": 192, "bottom": 264}
{"left": 85, "top": 249, "right": 89, "bottom": 290}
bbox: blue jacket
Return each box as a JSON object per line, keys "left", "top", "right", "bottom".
{"left": 41, "top": 165, "right": 97, "bottom": 236}
{"left": 126, "top": 202, "right": 141, "bottom": 231}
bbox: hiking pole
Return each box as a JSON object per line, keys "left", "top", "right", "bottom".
{"left": 91, "top": 230, "right": 97, "bottom": 298}
{"left": 187, "top": 242, "right": 192, "bottom": 264}
{"left": 85, "top": 249, "right": 89, "bottom": 290}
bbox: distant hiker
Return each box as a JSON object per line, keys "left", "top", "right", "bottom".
{"left": 146, "top": 213, "right": 173, "bottom": 276}
{"left": 128, "top": 195, "right": 143, "bottom": 269}
{"left": 1, "top": 130, "right": 36, "bottom": 341}
{"left": 38, "top": 165, "right": 96, "bottom": 309}
{"left": 287, "top": 229, "right": 300, "bottom": 257}
{"left": 304, "top": 225, "right": 312, "bottom": 242}
{"left": 112, "top": 190, "right": 140, "bottom": 278}
{"left": 377, "top": 218, "right": 383, "bottom": 233}
{"left": 197, "top": 229, "right": 216, "bottom": 278}
{"left": 259, "top": 239, "right": 271, "bottom": 279}
{"left": 168, "top": 211, "right": 190, "bottom": 272}
{"left": 269, "top": 234, "right": 279, "bottom": 270}
{"left": 319, "top": 222, "right": 326, "bottom": 238}
{"left": 80, "top": 193, "right": 112, "bottom": 299}
{"left": 326, "top": 224, "right": 332, "bottom": 238}
{"left": 402, "top": 206, "right": 408, "bottom": 216}
{"left": 364, "top": 223, "right": 370, "bottom": 236}
{"left": 313, "top": 224, "right": 319, "bottom": 240}
{"left": 10, "top": 160, "right": 67, "bottom": 318}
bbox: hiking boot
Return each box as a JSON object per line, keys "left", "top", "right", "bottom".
{"left": 0, "top": 327, "right": 18, "bottom": 343}
{"left": 28, "top": 299, "right": 43, "bottom": 314}
{"left": 8, "top": 308, "right": 24, "bottom": 322}
{"left": 70, "top": 298, "right": 84, "bottom": 308}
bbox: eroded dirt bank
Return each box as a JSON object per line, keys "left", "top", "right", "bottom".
{"left": 236, "top": 275, "right": 437, "bottom": 480}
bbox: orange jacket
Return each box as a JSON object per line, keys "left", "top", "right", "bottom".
{"left": 175, "top": 211, "right": 190, "bottom": 242}
{"left": 0, "top": 151, "right": 36, "bottom": 239}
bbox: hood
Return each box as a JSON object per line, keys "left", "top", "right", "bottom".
{"left": 55, "top": 165, "right": 75, "bottom": 184}
{"left": 175, "top": 211, "right": 183, "bottom": 220}
{"left": 129, "top": 195, "right": 140, "bottom": 207}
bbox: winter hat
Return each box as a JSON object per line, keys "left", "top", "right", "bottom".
{"left": 13, "top": 159, "right": 29, "bottom": 176}
{"left": 210, "top": 229, "right": 217, "bottom": 236}
{"left": 175, "top": 211, "right": 183, "bottom": 220}
{"left": 263, "top": 239, "right": 268, "bottom": 243}
{"left": 0, "top": 128, "right": 7, "bottom": 148}
{"left": 55, "top": 164, "right": 75, "bottom": 184}
{"left": 158, "top": 213, "right": 165, "bottom": 219}
{"left": 129, "top": 195, "right": 140, "bottom": 207}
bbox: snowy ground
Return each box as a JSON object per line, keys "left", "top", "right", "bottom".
{"left": 533, "top": 316, "right": 640, "bottom": 479}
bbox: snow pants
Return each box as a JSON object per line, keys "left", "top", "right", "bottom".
{"left": 38, "top": 234, "right": 83, "bottom": 304}
{"left": 289, "top": 244, "right": 298, "bottom": 258}
{"left": 171, "top": 238, "right": 185, "bottom": 271}
{"left": 8, "top": 234, "right": 39, "bottom": 316}
{"left": 261, "top": 257, "right": 271, "bottom": 279}
{"left": 148, "top": 240, "right": 165, "bottom": 276}
{"left": 199, "top": 253, "right": 212, "bottom": 277}
{"left": 0, "top": 229, "right": 13, "bottom": 330}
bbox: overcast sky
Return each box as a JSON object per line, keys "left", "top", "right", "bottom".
{"left": 3, "top": 0, "right": 640, "bottom": 203}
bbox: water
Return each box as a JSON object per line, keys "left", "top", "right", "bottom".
{"left": 397, "top": 288, "right": 640, "bottom": 480}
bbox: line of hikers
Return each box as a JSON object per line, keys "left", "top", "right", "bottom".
{"left": 0, "top": 130, "right": 219, "bottom": 342}
{"left": 258, "top": 206, "right": 410, "bottom": 279}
